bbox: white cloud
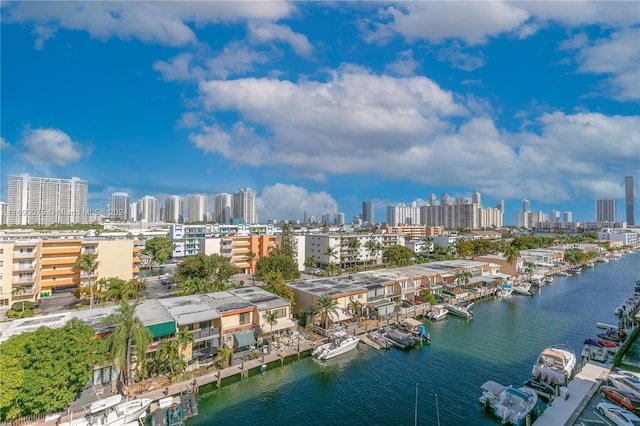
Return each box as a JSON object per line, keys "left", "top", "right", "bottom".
{"left": 436, "top": 43, "right": 486, "bottom": 71}
{"left": 0, "top": 137, "right": 10, "bottom": 150}
{"left": 385, "top": 49, "right": 420, "bottom": 76}
{"left": 248, "top": 22, "right": 313, "bottom": 57}
{"left": 371, "top": 2, "right": 529, "bottom": 45}
{"left": 5, "top": 1, "right": 296, "bottom": 47}
{"left": 18, "top": 127, "right": 91, "bottom": 166}
{"left": 257, "top": 183, "right": 337, "bottom": 222}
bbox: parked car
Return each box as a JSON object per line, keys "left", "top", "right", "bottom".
{"left": 601, "top": 385, "right": 640, "bottom": 413}
{"left": 597, "top": 402, "right": 640, "bottom": 426}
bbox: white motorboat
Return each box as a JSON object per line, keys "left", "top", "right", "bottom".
{"left": 312, "top": 331, "right": 360, "bottom": 360}
{"left": 447, "top": 302, "right": 473, "bottom": 319}
{"left": 531, "top": 346, "right": 577, "bottom": 386}
{"left": 480, "top": 381, "right": 540, "bottom": 426}
{"left": 512, "top": 283, "right": 533, "bottom": 296}
{"left": 59, "top": 396, "right": 153, "bottom": 426}
{"left": 582, "top": 339, "right": 608, "bottom": 363}
{"left": 497, "top": 284, "right": 513, "bottom": 298}
{"left": 427, "top": 306, "right": 448, "bottom": 321}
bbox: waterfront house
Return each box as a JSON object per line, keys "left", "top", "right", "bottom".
{"left": 201, "top": 291, "right": 259, "bottom": 352}
{"left": 227, "top": 287, "right": 295, "bottom": 338}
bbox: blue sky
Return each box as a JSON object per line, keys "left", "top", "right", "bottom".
{"left": 1, "top": 1, "right": 638, "bottom": 225}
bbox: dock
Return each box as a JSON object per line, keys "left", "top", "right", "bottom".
{"left": 360, "top": 334, "right": 386, "bottom": 350}
{"left": 150, "top": 390, "right": 198, "bottom": 426}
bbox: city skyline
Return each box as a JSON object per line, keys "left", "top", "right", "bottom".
{"left": 1, "top": 2, "right": 638, "bottom": 224}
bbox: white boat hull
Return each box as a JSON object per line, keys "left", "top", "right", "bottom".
{"left": 316, "top": 336, "right": 360, "bottom": 360}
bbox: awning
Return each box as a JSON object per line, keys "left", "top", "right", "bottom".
{"left": 328, "top": 309, "right": 353, "bottom": 323}
{"left": 261, "top": 318, "right": 296, "bottom": 334}
{"left": 147, "top": 321, "right": 176, "bottom": 338}
{"left": 234, "top": 331, "right": 257, "bottom": 348}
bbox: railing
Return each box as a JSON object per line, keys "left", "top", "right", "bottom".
{"left": 13, "top": 278, "right": 34, "bottom": 284}
{"left": 13, "top": 251, "right": 36, "bottom": 258}
{"left": 14, "top": 264, "right": 35, "bottom": 271}
{"left": 192, "top": 327, "right": 220, "bottom": 340}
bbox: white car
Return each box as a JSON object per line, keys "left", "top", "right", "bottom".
{"left": 597, "top": 402, "right": 640, "bottom": 426}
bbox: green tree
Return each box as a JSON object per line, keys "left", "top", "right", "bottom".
{"left": 313, "top": 295, "right": 339, "bottom": 330}
{"left": 155, "top": 329, "right": 193, "bottom": 383}
{"left": 323, "top": 246, "right": 338, "bottom": 264}
{"left": 262, "top": 310, "right": 278, "bottom": 336}
{"left": 503, "top": 245, "right": 520, "bottom": 275}
{"left": 304, "top": 256, "right": 317, "bottom": 270}
{"left": 255, "top": 248, "right": 300, "bottom": 281}
{"left": 143, "top": 237, "right": 175, "bottom": 265}
{"left": 262, "top": 272, "right": 296, "bottom": 307}
{"left": 524, "top": 261, "right": 536, "bottom": 282}
{"left": 324, "top": 264, "right": 342, "bottom": 277}
{"left": 176, "top": 254, "right": 240, "bottom": 292}
{"left": 244, "top": 251, "right": 258, "bottom": 274}
{"left": 102, "top": 301, "right": 152, "bottom": 389}
{"left": 383, "top": 245, "right": 414, "bottom": 266}
{"left": 73, "top": 253, "right": 99, "bottom": 309}
{"left": 347, "top": 300, "right": 363, "bottom": 317}
{"left": 11, "top": 285, "right": 27, "bottom": 312}
{"left": 347, "top": 239, "right": 361, "bottom": 268}
{"left": 0, "top": 319, "right": 105, "bottom": 421}
{"left": 453, "top": 270, "right": 472, "bottom": 288}
{"left": 179, "top": 277, "right": 209, "bottom": 296}
{"left": 216, "top": 346, "right": 234, "bottom": 368}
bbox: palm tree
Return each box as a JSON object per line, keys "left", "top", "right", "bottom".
{"left": 180, "top": 277, "right": 209, "bottom": 296}
{"left": 365, "top": 239, "right": 377, "bottom": 267}
{"left": 524, "top": 261, "right": 536, "bottom": 282}
{"left": 216, "top": 346, "right": 234, "bottom": 368}
{"left": 503, "top": 245, "right": 520, "bottom": 277}
{"left": 323, "top": 246, "right": 338, "bottom": 265}
{"left": 11, "top": 285, "right": 27, "bottom": 312}
{"left": 73, "top": 253, "right": 99, "bottom": 309}
{"left": 157, "top": 329, "right": 194, "bottom": 382}
{"left": 102, "top": 301, "right": 152, "bottom": 389}
{"left": 262, "top": 310, "right": 278, "bottom": 337}
{"left": 347, "top": 239, "right": 361, "bottom": 268}
{"left": 347, "top": 300, "right": 363, "bottom": 317}
{"left": 313, "top": 295, "right": 339, "bottom": 330}
{"left": 304, "top": 256, "right": 317, "bottom": 271}
{"left": 244, "top": 251, "right": 257, "bottom": 274}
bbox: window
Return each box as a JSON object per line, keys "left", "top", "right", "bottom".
{"left": 358, "top": 294, "right": 363, "bottom": 299}
{"left": 52, "top": 277, "right": 56, "bottom": 281}
{"left": 239, "top": 313, "right": 250, "bottom": 325}
{"left": 349, "top": 296, "right": 354, "bottom": 301}
{"left": 199, "top": 320, "right": 211, "bottom": 330}
{"left": 52, "top": 266, "right": 57, "bottom": 270}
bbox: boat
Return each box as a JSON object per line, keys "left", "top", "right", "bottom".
{"left": 312, "top": 331, "right": 360, "bottom": 360}
{"left": 512, "top": 282, "right": 533, "bottom": 296}
{"left": 570, "top": 266, "right": 582, "bottom": 274}
{"left": 582, "top": 339, "right": 608, "bottom": 363}
{"left": 598, "top": 328, "right": 628, "bottom": 343}
{"left": 427, "top": 306, "right": 448, "bottom": 321}
{"left": 367, "top": 329, "right": 391, "bottom": 349}
{"left": 585, "top": 261, "right": 595, "bottom": 268}
{"left": 523, "top": 379, "right": 556, "bottom": 401}
{"left": 399, "top": 318, "right": 431, "bottom": 343}
{"left": 479, "top": 381, "right": 540, "bottom": 426}
{"left": 153, "top": 390, "right": 199, "bottom": 426}
{"left": 531, "top": 346, "right": 577, "bottom": 386}
{"left": 383, "top": 327, "right": 415, "bottom": 349}
{"left": 544, "top": 276, "right": 554, "bottom": 283}
{"left": 59, "top": 397, "right": 153, "bottom": 426}
{"left": 556, "top": 271, "right": 570, "bottom": 277}
{"left": 447, "top": 302, "right": 473, "bottom": 319}
{"left": 498, "top": 284, "right": 513, "bottom": 298}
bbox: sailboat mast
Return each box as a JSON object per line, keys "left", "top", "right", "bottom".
{"left": 414, "top": 383, "right": 418, "bottom": 426}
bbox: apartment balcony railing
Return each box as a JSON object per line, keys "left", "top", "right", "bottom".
{"left": 14, "top": 251, "right": 37, "bottom": 259}
{"left": 13, "top": 277, "right": 35, "bottom": 284}
{"left": 14, "top": 264, "right": 35, "bottom": 271}
{"left": 192, "top": 327, "right": 220, "bottom": 340}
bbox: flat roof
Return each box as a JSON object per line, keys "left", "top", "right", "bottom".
{"left": 159, "top": 296, "right": 221, "bottom": 326}
{"left": 202, "top": 291, "right": 253, "bottom": 313}
{"left": 136, "top": 299, "right": 174, "bottom": 326}
{"left": 227, "top": 287, "right": 289, "bottom": 310}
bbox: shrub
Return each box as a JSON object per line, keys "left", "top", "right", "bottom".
{"left": 11, "top": 301, "right": 35, "bottom": 312}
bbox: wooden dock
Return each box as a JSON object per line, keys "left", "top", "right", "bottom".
{"left": 360, "top": 334, "right": 386, "bottom": 350}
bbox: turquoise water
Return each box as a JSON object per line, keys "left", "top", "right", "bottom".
{"left": 191, "top": 252, "right": 639, "bottom": 425}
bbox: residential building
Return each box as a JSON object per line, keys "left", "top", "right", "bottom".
{"left": 305, "top": 234, "right": 390, "bottom": 268}
{"left": 203, "top": 291, "right": 259, "bottom": 352}
{"left": 596, "top": 198, "right": 617, "bottom": 223}
{"left": 169, "top": 224, "right": 214, "bottom": 257}
{"left": 187, "top": 194, "right": 208, "bottom": 223}
{"left": 598, "top": 228, "right": 638, "bottom": 246}
{"left": 549, "top": 209, "right": 560, "bottom": 222}
{"left": 228, "top": 287, "right": 295, "bottom": 336}
{"left": 233, "top": 188, "right": 257, "bottom": 224}
{"left": 214, "top": 193, "right": 233, "bottom": 224}
{"left": 375, "top": 224, "right": 443, "bottom": 239}
{"left": 522, "top": 199, "right": 531, "bottom": 212}
{"left": 321, "top": 212, "right": 331, "bottom": 225}
{"left": 387, "top": 203, "right": 420, "bottom": 226}
{"left": 626, "top": 176, "right": 635, "bottom": 226}
{"left": 200, "top": 234, "right": 278, "bottom": 274}
{"left": 362, "top": 201, "right": 374, "bottom": 224}
{"left": 137, "top": 196, "right": 157, "bottom": 222}
{"left": 334, "top": 212, "right": 345, "bottom": 226}
{"left": 563, "top": 211, "right": 573, "bottom": 223}
{"left": 110, "top": 192, "right": 130, "bottom": 221}
{"left": 0, "top": 233, "right": 138, "bottom": 310}
{"left": 164, "top": 195, "right": 184, "bottom": 223}
{"left": 0, "top": 202, "right": 6, "bottom": 225}
{"left": 7, "top": 174, "right": 88, "bottom": 225}
{"left": 420, "top": 191, "right": 502, "bottom": 229}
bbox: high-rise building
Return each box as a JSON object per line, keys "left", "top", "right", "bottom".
{"left": 233, "top": 188, "right": 257, "bottom": 224}
{"left": 321, "top": 212, "right": 331, "bottom": 225}
{"left": 596, "top": 198, "right": 617, "bottom": 222}
{"left": 334, "top": 212, "right": 345, "bottom": 225}
{"left": 110, "top": 192, "right": 130, "bottom": 221}
{"left": 549, "top": 209, "right": 560, "bottom": 222}
{"left": 387, "top": 203, "right": 420, "bottom": 226}
{"left": 522, "top": 199, "right": 531, "bottom": 212}
{"left": 7, "top": 174, "right": 88, "bottom": 225}
{"left": 563, "top": 211, "right": 573, "bottom": 222}
{"left": 362, "top": 201, "right": 374, "bottom": 224}
{"left": 626, "top": 176, "right": 634, "bottom": 226}
{"left": 214, "top": 193, "right": 233, "bottom": 224}
{"left": 420, "top": 192, "right": 501, "bottom": 229}
{"left": 428, "top": 193, "right": 437, "bottom": 206}
{"left": 164, "top": 195, "right": 184, "bottom": 223}
{"left": 188, "top": 194, "right": 208, "bottom": 223}
{"left": 129, "top": 203, "right": 138, "bottom": 222}
{"left": 137, "top": 196, "right": 157, "bottom": 222}
{"left": 472, "top": 190, "right": 481, "bottom": 205}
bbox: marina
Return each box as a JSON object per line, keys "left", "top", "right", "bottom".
{"left": 187, "top": 250, "right": 640, "bottom": 425}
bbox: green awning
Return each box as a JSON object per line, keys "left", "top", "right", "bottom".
{"left": 234, "top": 331, "right": 256, "bottom": 348}
{"left": 147, "top": 321, "right": 176, "bottom": 338}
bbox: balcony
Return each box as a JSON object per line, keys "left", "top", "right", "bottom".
{"left": 41, "top": 257, "right": 77, "bottom": 266}
{"left": 43, "top": 247, "right": 81, "bottom": 256}
{"left": 13, "top": 277, "right": 35, "bottom": 285}
{"left": 14, "top": 251, "right": 36, "bottom": 259}
{"left": 191, "top": 327, "right": 220, "bottom": 340}
{"left": 14, "top": 264, "right": 35, "bottom": 271}
{"left": 81, "top": 249, "right": 98, "bottom": 255}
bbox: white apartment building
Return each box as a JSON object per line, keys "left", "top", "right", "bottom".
{"left": 214, "top": 193, "right": 233, "bottom": 224}
{"left": 7, "top": 174, "right": 88, "bottom": 225}
{"left": 387, "top": 203, "right": 420, "bottom": 226}
{"left": 233, "top": 188, "right": 257, "bottom": 224}
{"left": 137, "top": 196, "right": 157, "bottom": 222}
{"left": 164, "top": 195, "right": 184, "bottom": 223}
{"left": 420, "top": 192, "right": 503, "bottom": 229}
{"left": 110, "top": 192, "right": 130, "bottom": 221}
{"left": 187, "top": 194, "right": 208, "bottom": 223}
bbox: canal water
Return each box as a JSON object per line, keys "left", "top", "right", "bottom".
{"left": 191, "top": 251, "right": 639, "bottom": 426}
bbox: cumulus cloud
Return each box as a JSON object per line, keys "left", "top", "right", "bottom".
{"left": 0, "top": 137, "right": 10, "bottom": 150}
{"left": 5, "top": 1, "right": 296, "bottom": 47}
{"left": 248, "top": 22, "right": 313, "bottom": 57}
{"left": 257, "top": 183, "right": 337, "bottom": 222}
{"left": 18, "top": 127, "right": 91, "bottom": 166}
{"left": 385, "top": 49, "right": 420, "bottom": 76}
{"left": 436, "top": 42, "right": 486, "bottom": 71}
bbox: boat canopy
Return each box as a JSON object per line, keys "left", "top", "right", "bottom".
{"left": 481, "top": 381, "right": 506, "bottom": 395}
{"left": 401, "top": 318, "right": 423, "bottom": 328}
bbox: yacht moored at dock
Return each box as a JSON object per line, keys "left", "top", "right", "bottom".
{"left": 447, "top": 302, "right": 474, "bottom": 319}
{"left": 312, "top": 331, "right": 360, "bottom": 360}
{"left": 531, "top": 346, "right": 577, "bottom": 386}
{"left": 479, "top": 381, "right": 541, "bottom": 426}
